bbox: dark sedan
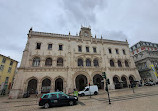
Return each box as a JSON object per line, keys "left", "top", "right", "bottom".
{"left": 39, "top": 92, "right": 78, "bottom": 109}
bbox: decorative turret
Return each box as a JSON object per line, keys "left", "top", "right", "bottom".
{"left": 29, "top": 27, "right": 32, "bottom": 33}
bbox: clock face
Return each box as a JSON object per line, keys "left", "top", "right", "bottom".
{"left": 84, "top": 32, "right": 88, "bottom": 37}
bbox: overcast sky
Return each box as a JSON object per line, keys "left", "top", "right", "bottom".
{"left": 0, "top": 0, "right": 158, "bottom": 65}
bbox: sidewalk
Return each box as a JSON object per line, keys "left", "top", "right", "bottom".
{"left": 0, "top": 86, "right": 158, "bottom": 111}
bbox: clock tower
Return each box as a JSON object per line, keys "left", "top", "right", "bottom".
{"left": 79, "top": 26, "right": 92, "bottom": 38}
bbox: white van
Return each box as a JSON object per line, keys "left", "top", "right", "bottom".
{"left": 78, "top": 85, "right": 98, "bottom": 96}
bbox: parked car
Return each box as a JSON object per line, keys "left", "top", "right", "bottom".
{"left": 144, "top": 81, "right": 155, "bottom": 86}
{"left": 39, "top": 92, "right": 78, "bottom": 109}
{"left": 78, "top": 85, "right": 98, "bottom": 96}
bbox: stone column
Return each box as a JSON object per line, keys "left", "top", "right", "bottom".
{"left": 50, "top": 82, "right": 54, "bottom": 92}
{"left": 38, "top": 82, "right": 42, "bottom": 94}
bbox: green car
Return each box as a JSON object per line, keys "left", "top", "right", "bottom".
{"left": 39, "top": 92, "right": 78, "bottom": 109}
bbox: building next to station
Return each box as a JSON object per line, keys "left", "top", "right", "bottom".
{"left": 0, "top": 54, "right": 18, "bottom": 95}
{"left": 130, "top": 41, "right": 158, "bottom": 83}
{"left": 10, "top": 26, "right": 141, "bottom": 98}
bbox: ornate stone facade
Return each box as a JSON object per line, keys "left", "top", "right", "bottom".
{"left": 130, "top": 41, "right": 158, "bottom": 83}
{"left": 10, "top": 27, "right": 141, "bottom": 98}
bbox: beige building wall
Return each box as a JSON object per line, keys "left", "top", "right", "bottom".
{"left": 10, "top": 27, "right": 141, "bottom": 98}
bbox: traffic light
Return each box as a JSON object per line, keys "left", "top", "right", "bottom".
{"left": 102, "top": 72, "right": 106, "bottom": 79}
{"left": 89, "top": 83, "right": 90, "bottom": 86}
{"left": 106, "top": 79, "right": 110, "bottom": 84}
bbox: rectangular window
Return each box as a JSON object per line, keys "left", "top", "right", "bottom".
{"left": 86, "top": 47, "right": 89, "bottom": 52}
{"left": 78, "top": 46, "right": 82, "bottom": 52}
{"left": 116, "top": 49, "right": 119, "bottom": 54}
{"left": 109, "top": 48, "right": 112, "bottom": 54}
{"left": 93, "top": 47, "right": 97, "bottom": 53}
{"left": 48, "top": 44, "right": 52, "bottom": 50}
{"left": 2, "top": 58, "right": 6, "bottom": 63}
{"left": 0, "top": 65, "right": 4, "bottom": 71}
{"left": 59, "top": 45, "right": 63, "bottom": 50}
{"left": 8, "top": 67, "right": 12, "bottom": 73}
{"left": 123, "top": 49, "right": 126, "bottom": 55}
{"left": 10, "top": 61, "right": 13, "bottom": 66}
{"left": 36, "top": 43, "right": 41, "bottom": 49}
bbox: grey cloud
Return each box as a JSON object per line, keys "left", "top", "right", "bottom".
{"left": 62, "top": 0, "right": 107, "bottom": 24}
{"left": 104, "top": 31, "right": 127, "bottom": 41}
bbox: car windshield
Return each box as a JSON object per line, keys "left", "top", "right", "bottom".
{"left": 42, "top": 95, "right": 48, "bottom": 98}
{"left": 85, "top": 88, "right": 89, "bottom": 91}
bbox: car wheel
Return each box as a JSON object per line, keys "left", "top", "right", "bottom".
{"left": 94, "top": 91, "right": 98, "bottom": 95}
{"left": 74, "top": 101, "right": 77, "bottom": 105}
{"left": 81, "top": 93, "right": 85, "bottom": 96}
{"left": 69, "top": 101, "right": 74, "bottom": 106}
{"left": 44, "top": 103, "right": 49, "bottom": 109}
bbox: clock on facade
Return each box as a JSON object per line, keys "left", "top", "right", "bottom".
{"left": 84, "top": 32, "right": 88, "bottom": 37}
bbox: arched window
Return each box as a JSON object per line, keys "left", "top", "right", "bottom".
{"left": 125, "top": 60, "right": 129, "bottom": 67}
{"left": 93, "top": 59, "right": 99, "bottom": 67}
{"left": 45, "top": 58, "right": 52, "bottom": 66}
{"left": 32, "top": 57, "right": 40, "bottom": 67}
{"left": 78, "top": 58, "right": 83, "bottom": 66}
{"left": 86, "top": 59, "right": 91, "bottom": 66}
{"left": 110, "top": 59, "right": 114, "bottom": 67}
{"left": 57, "top": 58, "right": 63, "bottom": 66}
{"left": 118, "top": 60, "right": 122, "bottom": 67}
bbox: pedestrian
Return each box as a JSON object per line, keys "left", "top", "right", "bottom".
{"left": 73, "top": 88, "right": 78, "bottom": 97}
{"left": 129, "top": 84, "right": 131, "bottom": 88}
{"left": 35, "top": 90, "right": 38, "bottom": 98}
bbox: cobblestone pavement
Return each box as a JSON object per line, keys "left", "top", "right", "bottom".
{"left": 1, "top": 86, "right": 158, "bottom": 111}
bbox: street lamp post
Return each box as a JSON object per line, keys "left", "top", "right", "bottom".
{"left": 89, "top": 83, "right": 91, "bottom": 98}
{"left": 102, "top": 72, "right": 111, "bottom": 104}
{"left": 106, "top": 79, "right": 111, "bottom": 104}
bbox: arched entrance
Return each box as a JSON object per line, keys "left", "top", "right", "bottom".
{"left": 93, "top": 74, "right": 104, "bottom": 89}
{"left": 27, "top": 79, "right": 37, "bottom": 94}
{"left": 55, "top": 78, "right": 63, "bottom": 91}
{"left": 113, "top": 76, "right": 121, "bottom": 89}
{"left": 121, "top": 76, "right": 128, "bottom": 88}
{"left": 41, "top": 78, "right": 51, "bottom": 93}
{"left": 75, "top": 74, "right": 87, "bottom": 91}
